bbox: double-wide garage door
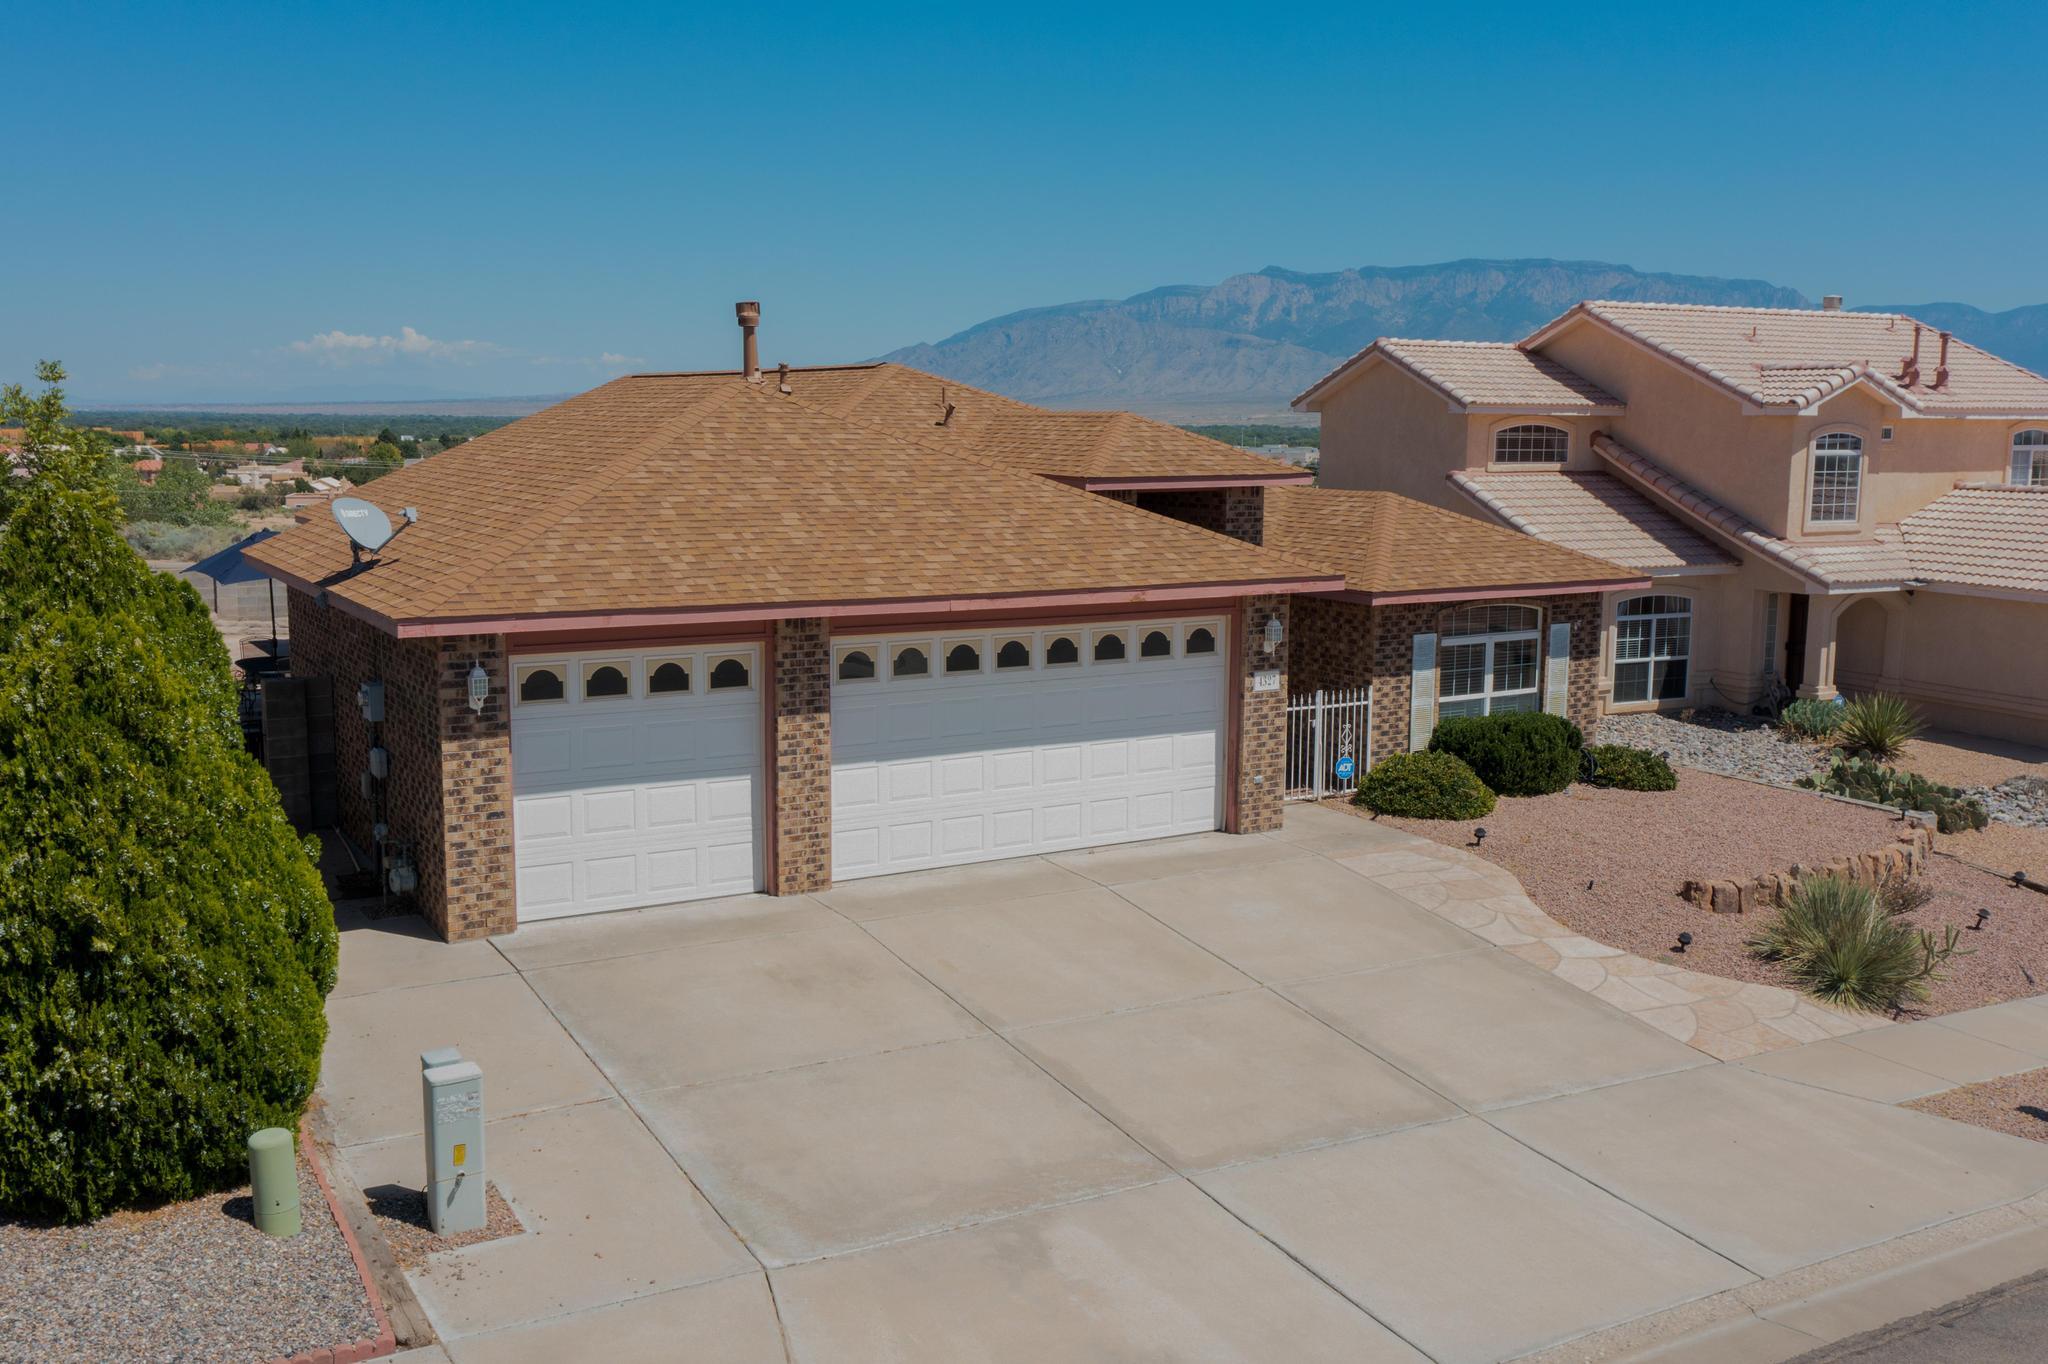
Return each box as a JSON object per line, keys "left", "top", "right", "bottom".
{"left": 507, "top": 617, "right": 1228, "bottom": 918}
{"left": 829, "top": 618, "right": 1227, "bottom": 880}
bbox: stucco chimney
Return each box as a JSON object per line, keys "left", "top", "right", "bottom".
{"left": 1935, "top": 330, "right": 1952, "bottom": 389}
{"left": 1821, "top": 294, "right": 1843, "bottom": 311}
{"left": 735, "top": 301, "right": 761, "bottom": 382}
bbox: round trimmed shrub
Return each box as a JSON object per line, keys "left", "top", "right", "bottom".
{"left": 1355, "top": 751, "right": 1496, "bottom": 820}
{"left": 1428, "top": 711, "right": 1583, "bottom": 797}
{"left": 0, "top": 486, "right": 336, "bottom": 1223}
{"left": 1581, "top": 744, "right": 1677, "bottom": 791}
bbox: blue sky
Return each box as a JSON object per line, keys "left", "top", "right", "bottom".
{"left": 10, "top": 1, "right": 2044, "bottom": 403}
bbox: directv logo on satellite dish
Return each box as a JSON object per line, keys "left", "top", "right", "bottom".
{"left": 332, "top": 497, "right": 419, "bottom": 565}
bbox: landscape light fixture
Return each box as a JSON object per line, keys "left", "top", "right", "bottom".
{"left": 467, "top": 663, "right": 490, "bottom": 714}
{"left": 1676, "top": 931, "right": 1693, "bottom": 952}
{"left": 2016, "top": 870, "right": 2030, "bottom": 888}
{"left": 1974, "top": 908, "right": 1992, "bottom": 931}
{"left": 1472, "top": 826, "right": 1487, "bottom": 848}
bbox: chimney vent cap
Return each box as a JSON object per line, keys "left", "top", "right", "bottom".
{"left": 1821, "top": 295, "right": 1844, "bottom": 311}
{"left": 735, "top": 301, "right": 761, "bottom": 326}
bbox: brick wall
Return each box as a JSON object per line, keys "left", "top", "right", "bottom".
{"left": 1222, "top": 486, "right": 1264, "bottom": 544}
{"left": 1286, "top": 591, "right": 1605, "bottom": 767}
{"left": 1130, "top": 487, "right": 1265, "bottom": 545}
{"left": 771, "top": 617, "right": 833, "bottom": 895}
{"left": 286, "top": 589, "right": 513, "bottom": 940}
{"left": 1233, "top": 594, "right": 1288, "bottom": 833}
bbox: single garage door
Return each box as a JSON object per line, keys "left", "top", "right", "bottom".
{"left": 829, "top": 617, "right": 1227, "bottom": 880}
{"left": 510, "top": 644, "right": 762, "bottom": 920}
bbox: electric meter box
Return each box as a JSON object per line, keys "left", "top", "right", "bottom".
{"left": 358, "top": 680, "right": 386, "bottom": 723}
{"left": 421, "top": 1054, "right": 485, "bottom": 1234}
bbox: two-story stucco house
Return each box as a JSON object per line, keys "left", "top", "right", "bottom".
{"left": 1299, "top": 300, "right": 2048, "bottom": 745}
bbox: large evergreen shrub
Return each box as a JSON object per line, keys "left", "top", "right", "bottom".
{"left": 0, "top": 480, "right": 337, "bottom": 1223}
{"left": 1581, "top": 744, "right": 1677, "bottom": 791}
{"left": 1428, "top": 711, "right": 1583, "bottom": 797}
{"left": 1354, "top": 751, "right": 1496, "bottom": 820}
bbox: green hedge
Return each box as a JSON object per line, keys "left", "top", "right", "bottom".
{"left": 1428, "top": 711, "right": 1583, "bottom": 797}
{"left": 1355, "top": 750, "right": 1496, "bottom": 820}
{"left": 1581, "top": 744, "right": 1677, "bottom": 791}
{"left": 0, "top": 483, "right": 337, "bottom": 1223}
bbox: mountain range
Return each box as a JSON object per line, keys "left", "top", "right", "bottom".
{"left": 880, "top": 259, "right": 2048, "bottom": 422}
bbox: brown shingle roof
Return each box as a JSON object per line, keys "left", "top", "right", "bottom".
{"left": 1262, "top": 486, "right": 1645, "bottom": 602}
{"left": 1450, "top": 470, "right": 1737, "bottom": 575}
{"left": 242, "top": 376, "right": 1335, "bottom": 631}
{"left": 1529, "top": 302, "right": 2048, "bottom": 416}
{"left": 1292, "top": 339, "right": 1623, "bottom": 413}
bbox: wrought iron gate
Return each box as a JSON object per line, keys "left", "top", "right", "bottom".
{"left": 1285, "top": 686, "right": 1371, "bottom": 801}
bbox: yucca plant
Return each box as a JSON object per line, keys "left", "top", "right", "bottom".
{"left": 1747, "top": 874, "right": 1964, "bottom": 1013}
{"left": 1835, "top": 693, "right": 1924, "bottom": 761}
{"left": 1777, "top": 697, "right": 1843, "bottom": 741}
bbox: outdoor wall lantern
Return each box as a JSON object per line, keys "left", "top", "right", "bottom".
{"left": 467, "top": 663, "right": 490, "bottom": 714}
{"left": 1262, "top": 615, "right": 1284, "bottom": 654}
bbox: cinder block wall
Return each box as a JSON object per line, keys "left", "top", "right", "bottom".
{"left": 772, "top": 617, "right": 832, "bottom": 895}
{"left": 286, "top": 589, "right": 514, "bottom": 939}
{"left": 1234, "top": 594, "right": 1288, "bottom": 833}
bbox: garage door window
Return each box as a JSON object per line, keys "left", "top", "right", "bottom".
{"left": 891, "top": 644, "right": 930, "bottom": 678}
{"left": 996, "top": 638, "right": 1031, "bottom": 669}
{"left": 836, "top": 647, "right": 876, "bottom": 682}
{"left": 1093, "top": 631, "right": 1128, "bottom": 662}
{"left": 648, "top": 660, "right": 691, "bottom": 694}
{"left": 517, "top": 663, "right": 567, "bottom": 703}
{"left": 582, "top": 661, "right": 631, "bottom": 700}
{"left": 1045, "top": 635, "right": 1080, "bottom": 666}
{"left": 1185, "top": 626, "right": 1217, "bottom": 655}
{"left": 945, "top": 642, "right": 983, "bottom": 674}
{"left": 709, "top": 656, "right": 752, "bottom": 690}
{"left": 1140, "top": 629, "right": 1173, "bottom": 658}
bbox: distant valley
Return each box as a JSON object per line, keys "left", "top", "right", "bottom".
{"left": 880, "top": 259, "right": 2048, "bottom": 422}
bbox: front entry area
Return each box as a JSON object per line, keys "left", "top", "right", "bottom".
{"left": 828, "top": 617, "right": 1228, "bottom": 880}
{"left": 509, "top": 643, "right": 763, "bottom": 920}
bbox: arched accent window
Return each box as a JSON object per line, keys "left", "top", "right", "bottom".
{"left": 1613, "top": 594, "right": 1691, "bottom": 704}
{"left": 582, "top": 662, "right": 630, "bottom": 699}
{"left": 1809, "top": 432, "right": 1863, "bottom": 522}
{"left": 1045, "top": 635, "right": 1080, "bottom": 666}
{"left": 1437, "top": 603, "right": 1542, "bottom": 719}
{"left": 2012, "top": 429, "right": 2048, "bottom": 486}
{"left": 1139, "top": 629, "right": 1173, "bottom": 658}
{"left": 836, "top": 649, "right": 875, "bottom": 682}
{"left": 649, "top": 660, "right": 690, "bottom": 694}
{"left": 945, "top": 643, "right": 981, "bottom": 674}
{"left": 1093, "top": 631, "right": 1127, "bottom": 663}
{"left": 516, "top": 665, "right": 565, "bottom": 703}
{"left": 709, "top": 656, "right": 751, "bottom": 690}
{"left": 1184, "top": 627, "right": 1217, "bottom": 655}
{"left": 1493, "top": 424, "right": 1569, "bottom": 464}
{"left": 891, "top": 645, "right": 929, "bottom": 678}
{"left": 995, "top": 639, "right": 1031, "bottom": 669}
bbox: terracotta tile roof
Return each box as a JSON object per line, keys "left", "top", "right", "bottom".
{"left": 1450, "top": 470, "right": 1737, "bottom": 574}
{"left": 1262, "top": 486, "right": 1645, "bottom": 601}
{"left": 1592, "top": 434, "right": 1911, "bottom": 589}
{"left": 241, "top": 376, "right": 1335, "bottom": 630}
{"left": 1899, "top": 484, "right": 2048, "bottom": 597}
{"left": 1293, "top": 339, "right": 1623, "bottom": 413}
{"left": 1530, "top": 302, "right": 2048, "bottom": 416}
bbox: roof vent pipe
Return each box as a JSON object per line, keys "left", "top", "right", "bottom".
{"left": 1821, "top": 294, "right": 1843, "bottom": 311}
{"left": 777, "top": 361, "right": 791, "bottom": 395}
{"left": 735, "top": 301, "right": 761, "bottom": 382}
{"left": 1900, "top": 323, "right": 1922, "bottom": 386}
{"left": 1935, "top": 330, "right": 1951, "bottom": 389}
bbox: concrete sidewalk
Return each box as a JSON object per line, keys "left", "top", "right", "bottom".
{"left": 319, "top": 803, "right": 2048, "bottom": 1362}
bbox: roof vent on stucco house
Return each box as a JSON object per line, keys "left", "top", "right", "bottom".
{"left": 1821, "top": 294, "right": 1844, "bottom": 311}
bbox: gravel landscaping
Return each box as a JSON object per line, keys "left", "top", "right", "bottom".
{"left": 366, "top": 1180, "right": 522, "bottom": 1270}
{"left": 0, "top": 1160, "right": 378, "bottom": 1364}
{"left": 1372, "top": 769, "right": 2048, "bottom": 1016}
{"left": 1906, "top": 1068, "right": 2048, "bottom": 1143}
{"left": 1597, "top": 709, "right": 1829, "bottom": 786}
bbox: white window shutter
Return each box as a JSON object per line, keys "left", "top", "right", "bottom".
{"left": 1544, "top": 622, "right": 1572, "bottom": 715}
{"left": 1408, "top": 632, "right": 1437, "bottom": 750}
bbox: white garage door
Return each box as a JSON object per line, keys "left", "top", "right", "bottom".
{"left": 510, "top": 644, "right": 762, "bottom": 920}
{"left": 830, "top": 617, "right": 1227, "bottom": 880}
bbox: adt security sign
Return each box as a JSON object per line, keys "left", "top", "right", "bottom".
{"left": 1334, "top": 756, "right": 1356, "bottom": 781}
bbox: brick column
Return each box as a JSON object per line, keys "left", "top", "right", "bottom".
{"left": 1550, "top": 593, "right": 1604, "bottom": 737}
{"left": 433, "top": 636, "right": 515, "bottom": 940}
{"left": 1234, "top": 594, "right": 1288, "bottom": 833}
{"left": 1222, "top": 486, "right": 1264, "bottom": 544}
{"left": 772, "top": 617, "right": 832, "bottom": 895}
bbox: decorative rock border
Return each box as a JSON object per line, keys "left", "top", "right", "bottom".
{"left": 1681, "top": 823, "right": 1932, "bottom": 915}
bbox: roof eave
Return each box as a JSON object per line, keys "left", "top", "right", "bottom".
{"left": 1314, "top": 575, "right": 1650, "bottom": 607}
{"left": 1067, "top": 472, "right": 1314, "bottom": 491}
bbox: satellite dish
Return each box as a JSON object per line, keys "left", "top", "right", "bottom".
{"left": 331, "top": 498, "right": 417, "bottom": 564}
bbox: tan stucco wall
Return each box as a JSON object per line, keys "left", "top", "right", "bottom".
{"left": 1314, "top": 362, "right": 1472, "bottom": 507}
{"left": 1837, "top": 591, "right": 2048, "bottom": 745}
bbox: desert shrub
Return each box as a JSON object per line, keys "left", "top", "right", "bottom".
{"left": 0, "top": 484, "right": 336, "bottom": 1223}
{"left": 1429, "top": 711, "right": 1583, "bottom": 797}
{"left": 1873, "top": 869, "right": 1935, "bottom": 918}
{"left": 1581, "top": 744, "right": 1677, "bottom": 791}
{"left": 1835, "top": 693, "right": 1924, "bottom": 761}
{"left": 1778, "top": 697, "right": 1844, "bottom": 741}
{"left": 1355, "top": 751, "right": 1495, "bottom": 820}
{"left": 1799, "top": 755, "right": 1988, "bottom": 835}
{"left": 120, "top": 519, "right": 241, "bottom": 562}
{"left": 1747, "top": 874, "right": 1963, "bottom": 1013}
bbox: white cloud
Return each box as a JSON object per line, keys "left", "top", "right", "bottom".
{"left": 287, "top": 326, "right": 503, "bottom": 365}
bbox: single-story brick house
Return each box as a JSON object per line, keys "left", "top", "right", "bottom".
{"left": 245, "top": 305, "right": 1643, "bottom": 939}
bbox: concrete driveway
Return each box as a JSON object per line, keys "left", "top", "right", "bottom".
{"left": 322, "top": 804, "right": 2048, "bottom": 1363}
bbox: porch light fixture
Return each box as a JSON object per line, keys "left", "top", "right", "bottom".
{"left": 1676, "top": 932, "right": 1693, "bottom": 952}
{"left": 1262, "top": 615, "right": 1284, "bottom": 654}
{"left": 467, "top": 663, "right": 490, "bottom": 714}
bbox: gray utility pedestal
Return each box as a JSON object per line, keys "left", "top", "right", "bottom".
{"left": 421, "top": 1046, "right": 486, "bottom": 1234}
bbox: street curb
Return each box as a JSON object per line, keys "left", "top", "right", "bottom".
{"left": 261, "top": 1113, "right": 396, "bottom": 1364}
